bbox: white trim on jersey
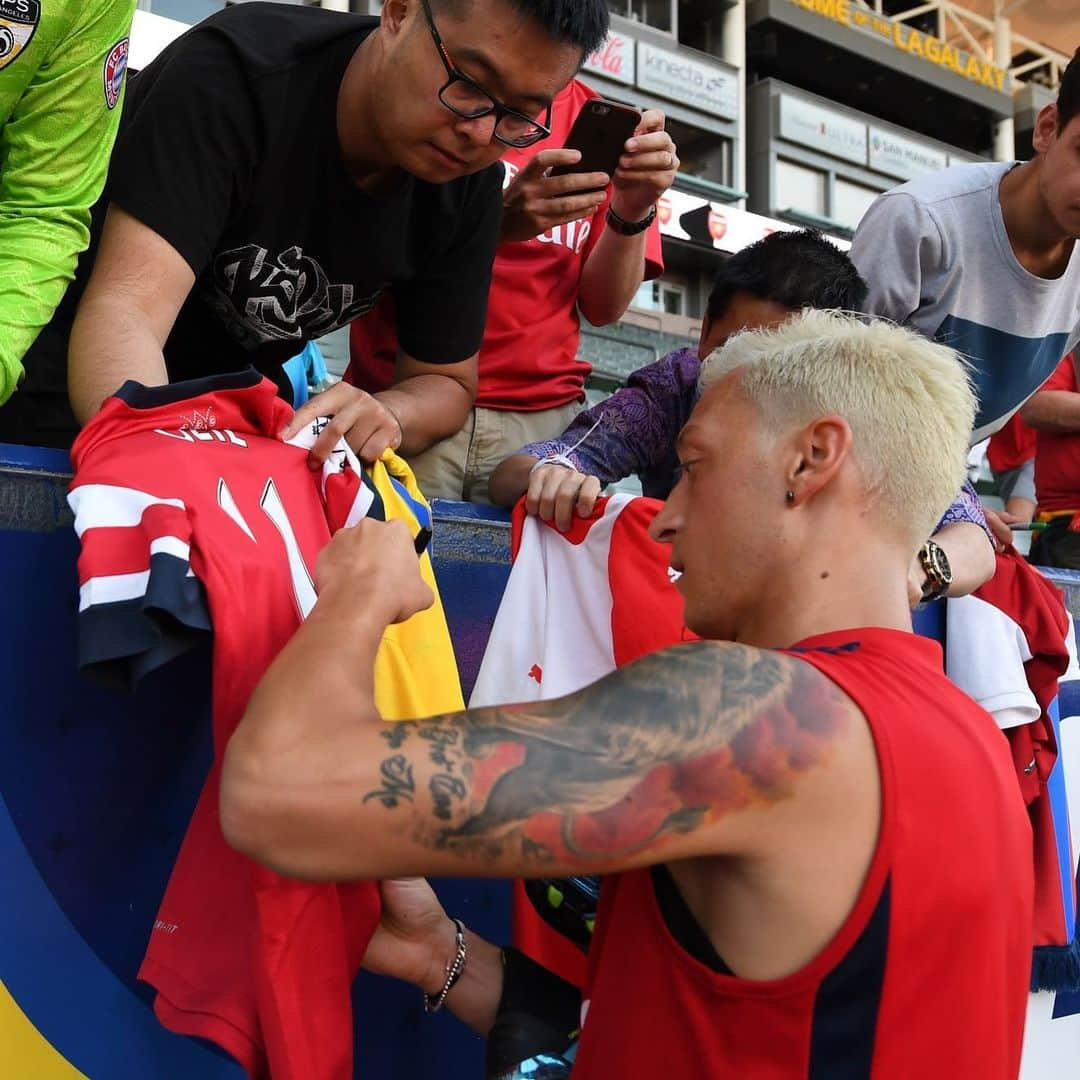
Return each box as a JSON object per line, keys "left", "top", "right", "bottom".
{"left": 471, "top": 495, "right": 634, "bottom": 707}
{"left": 946, "top": 593, "right": 1040, "bottom": 730}
{"left": 284, "top": 419, "right": 375, "bottom": 527}
{"left": 79, "top": 570, "right": 152, "bottom": 612}
{"left": 68, "top": 484, "right": 187, "bottom": 536}
{"left": 150, "top": 536, "right": 192, "bottom": 563}
{"left": 77, "top": 538, "right": 194, "bottom": 612}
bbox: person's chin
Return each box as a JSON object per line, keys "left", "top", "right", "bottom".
{"left": 411, "top": 142, "right": 478, "bottom": 181}
{"left": 682, "top": 592, "right": 735, "bottom": 643}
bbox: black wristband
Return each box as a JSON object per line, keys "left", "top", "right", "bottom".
{"left": 605, "top": 204, "right": 657, "bottom": 236}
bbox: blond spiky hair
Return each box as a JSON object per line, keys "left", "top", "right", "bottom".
{"left": 699, "top": 310, "right": 977, "bottom": 547}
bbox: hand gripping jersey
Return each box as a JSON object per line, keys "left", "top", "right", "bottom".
{"left": 574, "top": 630, "right": 1033, "bottom": 1080}
{"left": 68, "top": 370, "right": 463, "bottom": 1079}
{"left": 472, "top": 495, "right": 693, "bottom": 985}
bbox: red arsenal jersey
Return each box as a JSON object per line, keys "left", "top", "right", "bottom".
{"left": 68, "top": 370, "right": 443, "bottom": 1080}
{"left": 347, "top": 78, "right": 664, "bottom": 412}
{"left": 573, "top": 630, "right": 1033, "bottom": 1079}
{"left": 1034, "top": 354, "right": 1080, "bottom": 513}
{"left": 471, "top": 495, "right": 692, "bottom": 704}
{"left": 987, "top": 411, "right": 1037, "bottom": 474}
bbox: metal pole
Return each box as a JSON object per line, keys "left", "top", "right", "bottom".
{"left": 992, "top": 8, "right": 1014, "bottom": 161}
{"left": 722, "top": 0, "right": 747, "bottom": 207}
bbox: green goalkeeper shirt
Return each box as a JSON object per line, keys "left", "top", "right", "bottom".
{"left": 0, "top": 0, "right": 135, "bottom": 405}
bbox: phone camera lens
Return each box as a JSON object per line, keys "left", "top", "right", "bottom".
{"left": 594, "top": 104, "right": 610, "bottom": 115}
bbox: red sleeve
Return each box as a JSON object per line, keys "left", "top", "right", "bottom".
{"left": 68, "top": 467, "right": 211, "bottom": 690}
{"left": 643, "top": 211, "right": 664, "bottom": 280}
{"left": 1041, "top": 353, "right": 1077, "bottom": 393}
{"left": 580, "top": 194, "right": 665, "bottom": 280}
{"left": 346, "top": 292, "right": 399, "bottom": 394}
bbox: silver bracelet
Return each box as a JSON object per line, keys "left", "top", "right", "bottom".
{"left": 423, "top": 917, "right": 467, "bottom": 1013}
{"left": 529, "top": 453, "right": 578, "bottom": 475}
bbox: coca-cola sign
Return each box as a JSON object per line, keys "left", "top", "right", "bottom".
{"left": 583, "top": 33, "right": 635, "bottom": 86}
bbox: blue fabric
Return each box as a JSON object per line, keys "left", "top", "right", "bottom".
{"left": 934, "top": 315, "right": 1069, "bottom": 438}
{"left": 282, "top": 342, "right": 330, "bottom": 409}
{"left": 808, "top": 879, "right": 891, "bottom": 1079}
{"left": 1031, "top": 695, "right": 1080, "bottom": 993}
{"left": 388, "top": 473, "right": 432, "bottom": 531}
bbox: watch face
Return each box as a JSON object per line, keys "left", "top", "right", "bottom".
{"left": 920, "top": 541, "right": 952, "bottom": 601}
{"left": 929, "top": 542, "right": 952, "bottom": 584}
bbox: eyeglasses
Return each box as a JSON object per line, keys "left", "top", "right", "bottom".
{"left": 419, "top": 0, "right": 552, "bottom": 149}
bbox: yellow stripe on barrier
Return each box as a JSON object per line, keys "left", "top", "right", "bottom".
{"left": 0, "top": 979, "right": 87, "bottom": 1079}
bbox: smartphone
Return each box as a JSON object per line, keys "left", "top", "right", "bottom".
{"left": 549, "top": 98, "right": 642, "bottom": 182}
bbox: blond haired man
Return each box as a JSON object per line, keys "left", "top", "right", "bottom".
{"left": 220, "top": 312, "right": 1033, "bottom": 1079}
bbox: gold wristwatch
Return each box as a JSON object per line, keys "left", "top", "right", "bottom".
{"left": 918, "top": 539, "right": 953, "bottom": 603}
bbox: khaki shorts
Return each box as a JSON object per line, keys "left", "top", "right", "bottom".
{"left": 407, "top": 399, "right": 584, "bottom": 503}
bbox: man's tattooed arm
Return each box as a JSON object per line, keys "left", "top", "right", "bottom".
{"left": 223, "top": 636, "right": 859, "bottom": 883}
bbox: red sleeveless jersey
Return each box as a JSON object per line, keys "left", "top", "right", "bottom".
{"left": 573, "top": 628, "right": 1033, "bottom": 1079}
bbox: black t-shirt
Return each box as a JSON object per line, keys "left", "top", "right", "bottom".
{"left": 119, "top": 3, "right": 503, "bottom": 382}
{"left": 5, "top": 2, "right": 503, "bottom": 440}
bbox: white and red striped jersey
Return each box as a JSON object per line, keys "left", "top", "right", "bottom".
{"left": 69, "top": 370, "right": 377, "bottom": 686}
{"left": 471, "top": 494, "right": 692, "bottom": 709}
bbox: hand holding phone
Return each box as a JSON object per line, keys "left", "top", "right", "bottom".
{"left": 499, "top": 151, "right": 608, "bottom": 242}
{"left": 607, "top": 107, "right": 680, "bottom": 224}
{"left": 548, "top": 98, "right": 643, "bottom": 182}
{"left": 500, "top": 99, "right": 645, "bottom": 243}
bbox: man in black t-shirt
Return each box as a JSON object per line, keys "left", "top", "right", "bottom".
{"left": 3, "top": 0, "right": 609, "bottom": 459}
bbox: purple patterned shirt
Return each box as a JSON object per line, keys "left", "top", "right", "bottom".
{"left": 521, "top": 346, "right": 990, "bottom": 539}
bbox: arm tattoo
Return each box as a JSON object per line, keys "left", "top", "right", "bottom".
{"left": 362, "top": 642, "right": 852, "bottom": 868}
{"left": 362, "top": 755, "right": 415, "bottom": 808}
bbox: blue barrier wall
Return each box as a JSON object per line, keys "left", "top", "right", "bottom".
{"left": 0, "top": 443, "right": 514, "bottom": 1079}
{"left": 0, "top": 442, "right": 994, "bottom": 1077}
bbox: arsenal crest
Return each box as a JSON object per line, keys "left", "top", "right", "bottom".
{"left": 0, "top": 0, "right": 40, "bottom": 72}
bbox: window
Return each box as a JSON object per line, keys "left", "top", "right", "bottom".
{"left": 633, "top": 281, "right": 657, "bottom": 310}
{"left": 632, "top": 280, "right": 687, "bottom": 316}
{"left": 666, "top": 118, "right": 732, "bottom": 188}
{"left": 611, "top": 0, "right": 674, "bottom": 34}
{"left": 832, "top": 177, "right": 880, "bottom": 232}
{"left": 146, "top": 0, "right": 224, "bottom": 21}
{"left": 775, "top": 157, "right": 826, "bottom": 217}
{"left": 662, "top": 285, "right": 686, "bottom": 316}
{"left": 147, "top": 0, "right": 309, "bottom": 21}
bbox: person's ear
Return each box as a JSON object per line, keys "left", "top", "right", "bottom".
{"left": 784, "top": 415, "right": 852, "bottom": 507}
{"left": 1032, "top": 103, "right": 1059, "bottom": 156}
{"left": 381, "top": 0, "right": 410, "bottom": 38}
